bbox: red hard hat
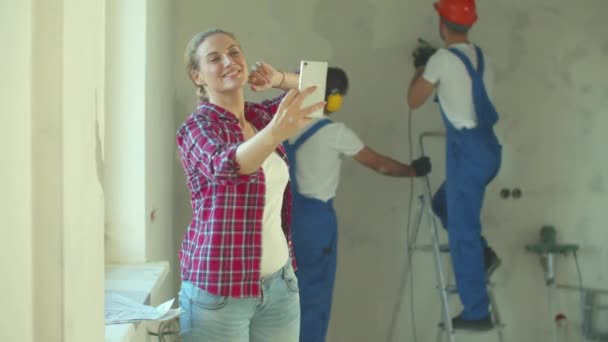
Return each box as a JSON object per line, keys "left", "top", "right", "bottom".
{"left": 434, "top": 0, "right": 478, "bottom": 26}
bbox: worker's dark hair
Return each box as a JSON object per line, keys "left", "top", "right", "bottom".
{"left": 441, "top": 18, "right": 471, "bottom": 34}
{"left": 326, "top": 67, "right": 349, "bottom": 97}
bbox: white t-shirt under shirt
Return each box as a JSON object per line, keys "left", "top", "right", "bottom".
{"left": 260, "top": 152, "right": 290, "bottom": 276}
{"left": 422, "top": 42, "right": 495, "bottom": 130}
{"left": 287, "top": 119, "right": 365, "bottom": 202}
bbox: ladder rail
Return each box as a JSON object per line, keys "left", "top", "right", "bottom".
{"left": 409, "top": 195, "right": 426, "bottom": 254}
{"left": 419, "top": 132, "right": 456, "bottom": 340}
{"left": 488, "top": 287, "right": 506, "bottom": 342}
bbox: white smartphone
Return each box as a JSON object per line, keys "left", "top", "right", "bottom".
{"left": 298, "top": 60, "right": 328, "bottom": 118}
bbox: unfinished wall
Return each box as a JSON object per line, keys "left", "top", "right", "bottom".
{"left": 173, "top": 0, "right": 608, "bottom": 341}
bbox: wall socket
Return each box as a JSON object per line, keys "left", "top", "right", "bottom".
{"left": 500, "top": 188, "right": 523, "bottom": 199}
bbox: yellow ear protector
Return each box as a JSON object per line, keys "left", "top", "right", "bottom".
{"left": 325, "top": 88, "right": 344, "bottom": 113}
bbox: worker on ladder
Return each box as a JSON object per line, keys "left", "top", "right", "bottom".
{"left": 249, "top": 64, "right": 431, "bottom": 341}
{"left": 407, "top": 0, "right": 502, "bottom": 331}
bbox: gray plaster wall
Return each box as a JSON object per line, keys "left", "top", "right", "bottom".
{"left": 172, "top": 1, "right": 608, "bottom": 341}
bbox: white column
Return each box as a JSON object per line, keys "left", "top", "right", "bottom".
{"left": 144, "top": 0, "right": 178, "bottom": 302}
{"left": 104, "top": 0, "right": 147, "bottom": 263}
{"left": 1, "top": 0, "right": 106, "bottom": 341}
{"left": 0, "top": 1, "right": 34, "bottom": 341}
{"left": 61, "top": 0, "right": 106, "bottom": 340}
{"left": 31, "top": 0, "right": 64, "bottom": 340}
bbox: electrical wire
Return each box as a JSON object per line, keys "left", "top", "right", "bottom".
{"left": 573, "top": 250, "right": 584, "bottom": 296}
{"left": 386, "top": 108, "right": 418, "bottom": 342}
{"left": 148, "top": 318, "right": 180, "bottom": 342}
{"left": 572, "top": 249, "right": 586, "bottom": 333}
{"left": 570, "top": 249, "right": 590, "bottom": 342}
{"left": 406, "top": 108, "right": 419, "bottom": 342}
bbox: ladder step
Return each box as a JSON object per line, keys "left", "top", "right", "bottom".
{"left": 412, "top": 243, "right": 450, "bottom": 253}
{"left": 442, "top": 282, "right": 495, "bottom": 295}
{"left": 444, "top": 285, "right": 458, "bottom": 294}
{"left": 438, "top": 323, "right": 506, "bottom": 334}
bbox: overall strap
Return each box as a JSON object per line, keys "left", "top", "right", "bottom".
{"left": 283, "top": 118, "right": 332, "bottom": 194}
{"left": 288, "top": 118, "right": 332, "bottom": 150}
{"left": 447, "top": 45, "right": 485, "bottom": 78}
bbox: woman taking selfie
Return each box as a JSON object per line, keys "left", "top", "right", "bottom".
{"left": 176, "top": 28, "right": 324, "bottom": 342}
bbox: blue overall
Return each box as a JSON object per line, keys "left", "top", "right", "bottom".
{"left": 431, "top": 46, "right": 502, "bottom": 320}
{"left": 284, "top": 119, "right": 337, "bottom": 342}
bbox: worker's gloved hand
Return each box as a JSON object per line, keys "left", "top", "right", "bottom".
{"left": 411, "top": 156, "right": 431, "bottom": 177}
{"left": 412, "top": 45, "right": 436, "bottom": 68}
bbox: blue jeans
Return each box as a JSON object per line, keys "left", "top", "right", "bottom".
{"left": 179, "top": 262, "right": 300, "bottom": 342}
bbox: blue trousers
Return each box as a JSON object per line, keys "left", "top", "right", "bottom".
{"left": 291, "top": 196, "right": 337, "bottom": 342}
{"left": 431, "top": 173, "right": 494, "bottom": 319}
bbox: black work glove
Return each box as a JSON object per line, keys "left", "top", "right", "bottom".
{"left": 412, "top": 45, "right": 437, "bottom": 68}
{"left": 411, "top": 156, "right": 431, "bottom": 177}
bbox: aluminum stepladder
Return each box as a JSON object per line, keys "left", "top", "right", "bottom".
{"left": 410, "top": 131, "right": 505, "bottom": 342}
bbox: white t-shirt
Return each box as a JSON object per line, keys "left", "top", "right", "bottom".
{"left": 288, "top": 120, "right": 365, "bottom": 202}
{"left": 422, "top": 42, "right": 495, "bottom": 129}
{"left": 260, "top": 152, "right": 290, "bottom": 276}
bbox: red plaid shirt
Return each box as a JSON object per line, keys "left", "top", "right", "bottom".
{"left": 176, "top": 94, "right": 295, "bottom": 298}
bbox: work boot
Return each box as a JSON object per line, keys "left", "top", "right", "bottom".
{"left": 439, "top": 314, "right": 494, "bottom": 331}
{"left": 484, "top": 247, "right": 501, "bottom": 279}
